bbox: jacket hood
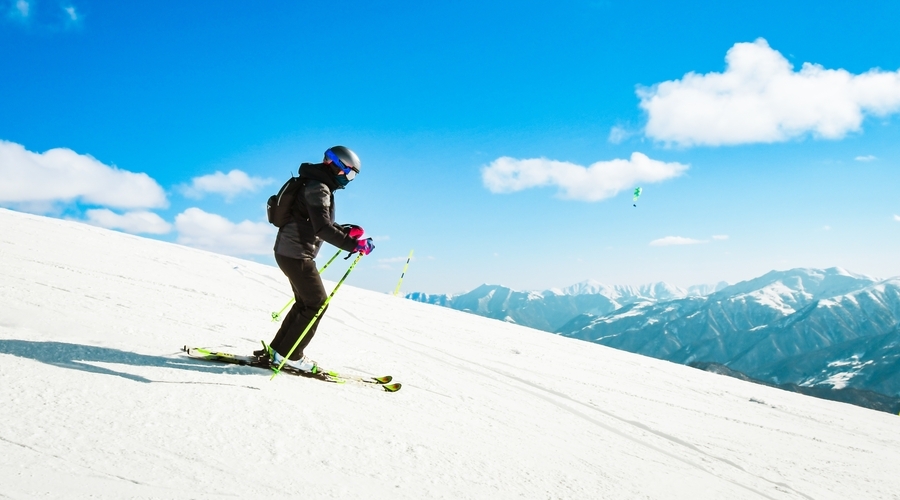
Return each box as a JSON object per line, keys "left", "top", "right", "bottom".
{"left": 298, "top": 162, "right": 342, "bottom": 190}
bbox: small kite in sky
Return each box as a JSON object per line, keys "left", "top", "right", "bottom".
{"left": 633, "top": 187, "right": 642, "bottom": 207}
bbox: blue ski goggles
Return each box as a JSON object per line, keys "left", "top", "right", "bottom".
{"left": 325, "top": 149, "right": 359, "bottom": 180}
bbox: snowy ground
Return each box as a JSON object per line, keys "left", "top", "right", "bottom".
{"left": 1, "top": 208, "right": 898, "bottom": 499}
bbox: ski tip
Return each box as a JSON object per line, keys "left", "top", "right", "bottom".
{"left": 373, "top": 375, "right": 393, "bottom": 384}
{"left": 383, "top": 383, "right": 401, "bottom": 393}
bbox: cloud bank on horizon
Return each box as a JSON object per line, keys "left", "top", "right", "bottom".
{"left": 0, "top": 140, "right": 272, "bottom": 254}
{"left": 174, "top": 208, "right": 274, "bottom": 256}
{"left": 639, "top": 38, "right": 900, "bottom": 147}
{"left": 85, "top": 209, "right": 172, "bottom": 235}
{"left": 481, "top": 152, "right": 688, "bottom": 202}
{"left": 0, "top": 140, "right": 167, "bottom": 212}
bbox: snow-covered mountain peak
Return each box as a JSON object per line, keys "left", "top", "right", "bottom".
{"left": 739, "top": 283, "right": 802, "bottom": 315}
{"left": 559, "top": 279, "right": 616, "bottom": 296}
{"left": 715, "top": 267, "right": 878, "bottom": 304}
{"left": 638, "top": 281, "right": 687, "bottom": 300}
{"left": 470, "top": 283, "right": 508, "bottom": 294}
{"left": 685, "top": 281, "right": 730, "bottom": 296}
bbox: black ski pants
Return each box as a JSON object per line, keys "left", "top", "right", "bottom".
{"left": 268, "top": 254, "right": 328, "bottom": 360}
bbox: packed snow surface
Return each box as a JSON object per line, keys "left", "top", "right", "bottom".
{"left": 1, "top": 208, "right": 898, "bottom": 499}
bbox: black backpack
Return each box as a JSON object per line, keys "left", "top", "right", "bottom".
{"left": 266, "top": 176, "right": 306, "bottom": 227}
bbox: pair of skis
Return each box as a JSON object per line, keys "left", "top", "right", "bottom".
{"left": 188, "top": 253, "right": 401, "bottom": 390}
{"left": 182, "top": 346, "right": 401, "bottom": 393}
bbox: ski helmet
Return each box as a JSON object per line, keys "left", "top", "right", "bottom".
{"left": 325, "top": 146, "right": 361, "bottom": 177}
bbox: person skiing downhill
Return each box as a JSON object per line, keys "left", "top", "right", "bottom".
{"left": 256, "top": 146, "right": 374, "bottom": 372}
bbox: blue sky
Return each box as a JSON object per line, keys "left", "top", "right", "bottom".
{"left": 2, "top": 0, "right": 899, "bottom": 295}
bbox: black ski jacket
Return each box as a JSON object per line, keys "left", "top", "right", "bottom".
{"left": 273, "top": 163, "right": 358, "bottom": 260}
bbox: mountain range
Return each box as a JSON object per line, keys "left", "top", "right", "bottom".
{"left": 408, "top": 268, "right": 900, "bottom": 411}
{"left": 406, "top": 279, "right": 728, "bottom": 332}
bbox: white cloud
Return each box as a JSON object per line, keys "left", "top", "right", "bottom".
{"left": 639, "top": 38, "right": 900, "bottom": 146}
{"left": 14, "top": 0, "right": 29, "bottom": 18}
{"left": 63, "top": 5, "right": 77, "bottom": 21}
{"left": 855, "top": 155, "right": 877, "bottom": 162}
{"left": 712, "top": 235, "right": 729, "bottom": 240}
{"left": 85, "top": 209, "right": 172, "bottom": 235}
{"left": 482, "top": 152, "right": 688, "bottom": 202}
{"left": 181, "top": 169, "right": 273, "bottom": 201}
{"left": 650, "top": 236, "right": 706, "bottom": 246}
{"left": 0, "top": 140, "right": 167, "bottom": 212}
{"left": 8, "top": 1, "right": 83, "bottom": 28}
{"left": 174, "top": 207, "right": 275, "bottom": 256}
{"left": 607, "top": 126, "right": 633, "bottom": 144}
{"left": 893, "top": 215, "right": 900, "bottom": 222}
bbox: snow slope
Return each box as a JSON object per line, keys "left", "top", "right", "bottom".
{"left": 1, "top": 208, "right": 898, "bottom": 499}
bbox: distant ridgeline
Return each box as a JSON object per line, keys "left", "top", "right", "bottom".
{"left": 408, "top": 268, "right": 900, "bottom": 414}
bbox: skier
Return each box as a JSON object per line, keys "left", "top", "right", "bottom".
{"left": 256, "top": 146, "right": 374, "bottom": 372}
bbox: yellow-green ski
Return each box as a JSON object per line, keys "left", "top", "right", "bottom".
{"left": 182, "top": 346, "right": 401, "bottom": 392}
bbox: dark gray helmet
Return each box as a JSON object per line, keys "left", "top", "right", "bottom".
{"left": 325, "top": 146, "right": 361, "bottom": 172}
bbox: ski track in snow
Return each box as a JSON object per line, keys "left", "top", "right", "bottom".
{"left": 385, "top": 335, "right": 806, "bottom": 500}
{"left": 2, "top": 208, "right": 900, "bottom": 499}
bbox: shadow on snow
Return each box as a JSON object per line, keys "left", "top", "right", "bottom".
{"left": 0, "top": 339, "right": 260, "bottom": 384}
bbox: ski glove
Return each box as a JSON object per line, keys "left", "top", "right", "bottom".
{"left": 341, "top": 224, "right": 365, "bottom": 239}
{"left": 355, "top": 238, "right": 375, "bottom": 256}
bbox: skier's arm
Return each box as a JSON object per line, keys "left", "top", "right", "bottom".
{"left": 303, "top": 182, "right": 358, "bottom": 253}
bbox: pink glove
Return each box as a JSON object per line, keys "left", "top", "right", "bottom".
{"left": 342, "top": 224, "right": 364, "bottom": 239}
{"left": 355, "top": 238, "right": 375, "bottom": 256}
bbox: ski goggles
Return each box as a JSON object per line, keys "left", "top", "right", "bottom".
{"left": 325, "top": 149, "right": 359, "bottom": 180}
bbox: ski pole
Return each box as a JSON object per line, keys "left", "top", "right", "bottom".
{"left": 271, "top": 252, "right": 364, "bottom": 379}
{"left": 270, "top": 249, "right": 342, "bottom": 321}
{"left": 392, "top": 249, "right": 414, "bottom": 296}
